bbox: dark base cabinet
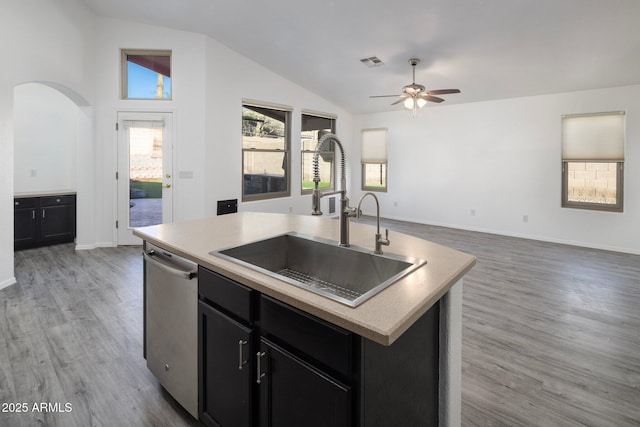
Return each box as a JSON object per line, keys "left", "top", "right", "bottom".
{"left": 198, "top": 266, "right": 441, "bottom": 427}
{"left": 259, "top": 338, "right": 352, "bottom": 427}
{"left": 14, "top": 194, "right": 76, "bottom": 250}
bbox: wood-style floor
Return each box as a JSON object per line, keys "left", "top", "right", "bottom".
{"left": 2, "top": 218, "right": 639, "bottom": 426}
{"left": 357, "top": 217, "right": 640, "bottom": 427}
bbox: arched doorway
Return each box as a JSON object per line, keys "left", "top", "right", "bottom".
{"left": 13, "top": 81, "right": 93, "bottom": 249}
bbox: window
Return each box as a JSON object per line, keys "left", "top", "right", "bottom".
{"left": 242, "top": 101, "right": 291, "bottom": 201}
{"left": 121, "top": 49, "right": 172, "bottom": 100}
{"left": 361, "top": 128, "right": 388, "bottom": 192}
{"left": 301, "top": 112, "right": 336, "bottom": 194}
{"left": 561, "top": 111, "right": 625, "bottom": 212}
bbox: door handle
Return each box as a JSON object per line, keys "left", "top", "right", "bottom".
{"left": 238, "top": 340, "right": 248, "bottom": 370}
{"left": 163, "top": 184, "right": 171, "bottom": 189}
{"left": 256, "top": 351, "right": 266, "bottom": 384}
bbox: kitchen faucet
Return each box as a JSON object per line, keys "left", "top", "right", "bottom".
{"left": 311, "top": 133, "right": 357, "bottom": 247}
{"left": 356, "top": 192, "right": 390, "bottom": 255}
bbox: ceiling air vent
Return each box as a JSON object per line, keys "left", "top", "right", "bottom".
{"left": 360, "top": 56, "right": 384, "bottom": 68}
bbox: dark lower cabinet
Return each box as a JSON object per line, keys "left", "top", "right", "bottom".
{"left": 14, "top": 194, "right": 76, "bottom": 250}
{"left": 259, "top": 338, "right": 351, "bottom": 427}
{"left": 199, "top": 300, "right": 255, "bottom": 427}
{"left": 199, "top": 266, "right": 440, "bottom": 427}
{"left": 14, "top": 203, "right": 39, "bottom": 248}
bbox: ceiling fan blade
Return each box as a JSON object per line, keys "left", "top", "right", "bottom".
{"left": 424, "top": 95, "right": 445, "bottom": 103}
{"left": 370, "top": 94, "right": 403, "bottom": 98}
{"left": 427, "top": 89, "right": 461, "bottom": 95}
{"left": 391, "top": 98, "right": 406, "bottom": 105}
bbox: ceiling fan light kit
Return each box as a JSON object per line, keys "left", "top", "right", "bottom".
{"left": 370, "top": 57, "right": 460, "bottom": 115}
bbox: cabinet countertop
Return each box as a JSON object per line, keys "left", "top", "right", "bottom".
{"left": 14, "top": 190, "right": 76, "bottom": 198}
{"left": 133, "top": 212, "right": 476, "bottom": 346}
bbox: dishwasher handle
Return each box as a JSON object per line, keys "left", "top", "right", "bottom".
{"left": 143, "top": 250, "right": 197, "bottom": 280}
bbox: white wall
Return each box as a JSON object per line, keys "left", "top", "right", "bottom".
{"left": 92, "top": 18, "right": 352, "bottom": 248}
{"left": 0, "top": 0, "right": 96, "bottom": 288}
{"left": 352, "top": 85, "right": 640, "bottom": 254}
{"left": 13, "top": 83, "right": 78, "bottom": 193}
{"left": 203, "top": 37, "right": 353, "bottom": 217}
{"left": 93, "top": 18, "right": 208, "bottom": 246}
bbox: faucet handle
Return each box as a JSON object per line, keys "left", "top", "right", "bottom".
{"left": 380, "top": 229, "right": 390, "bottom": 246}
{"left": 345, "top": 206, "right": 358, "bottom": 217}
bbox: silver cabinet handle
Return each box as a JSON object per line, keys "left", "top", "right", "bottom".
{"left": 256, "top": 351, "right": 266, "bottom": 384}
{"left": 238, "top": 340, "right": 248, "bottom": 370}
{"left": 42, "top": 209, "right": 45, "bottom": 219}
{"left": 32, "top": 210, "right": 35, "bottom": 220}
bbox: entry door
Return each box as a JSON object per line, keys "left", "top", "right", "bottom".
{"left": 117, "top": 112, "right": 173, "bottom": 245}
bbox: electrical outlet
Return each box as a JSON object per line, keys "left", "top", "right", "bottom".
{"left": 471, "top": 208, "right": 476, "bottom": 216}
{"left": 394, "top": 201, "right": 398, "bottom": 207}
{"left": 522, "top": 215, "right": 529, "bottom": 223}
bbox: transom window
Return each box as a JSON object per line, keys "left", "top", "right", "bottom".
{"left": 561, "top": 111, "right": 625, "bottom": 212}
{"left": 121, "top": 49, "right": 172, "bottom": 100}
{"left": 242, "top": 101, "right": 291, "bottom": 201}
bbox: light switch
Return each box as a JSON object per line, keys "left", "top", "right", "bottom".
{"left": 179, "top": 170, "right": 194, "bottom": 179}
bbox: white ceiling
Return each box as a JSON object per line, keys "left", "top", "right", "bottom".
{"left": 80, "top": 0, "right": 640, "bottom": 114}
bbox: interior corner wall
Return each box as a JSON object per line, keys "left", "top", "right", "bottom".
{"left": 352, "top": 85, "right": 640, "bottom": 254}
{"left": 13, "top": 83, "right": 78, "bottom": 193}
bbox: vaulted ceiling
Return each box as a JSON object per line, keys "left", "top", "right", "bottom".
{"left": 80, "top": 0, "right": 640, "bottom": 114}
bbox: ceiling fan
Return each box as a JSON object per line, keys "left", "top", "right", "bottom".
{"left": 370, "top": 58, "right": 460, "bottom": 112}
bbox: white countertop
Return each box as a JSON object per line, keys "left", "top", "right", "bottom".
{"left": 14, "top": 190, "right": 76, "bottom": 198}
{"left": 133, "top": 212, "right": 476, "bottom": 345}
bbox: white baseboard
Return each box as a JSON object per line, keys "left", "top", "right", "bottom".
{"left": 75, "top": 242, "right": 117, "bottom": 250}
{"left": 0, "top": 276, "right": 17, "bottom": 291}
{"left": 381, "top": 214, "right": 640, "bottom": 256}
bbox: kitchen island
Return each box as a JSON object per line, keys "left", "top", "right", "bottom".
{"left": 134, "top": 212, "right": 476, "bottom": 426}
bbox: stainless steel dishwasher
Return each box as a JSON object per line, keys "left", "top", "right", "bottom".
{"left": 143, "top": 242, "right": 198, "bottom": 419}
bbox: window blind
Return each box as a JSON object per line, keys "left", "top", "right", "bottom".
{"left": 122, "top": 120, "right": 164, "bottom": 129}
{"left": 361, "top": 128, "right": 387, "bottom": 164}
{"left": 562, "top": 111, "right": 625, "bottom": 161}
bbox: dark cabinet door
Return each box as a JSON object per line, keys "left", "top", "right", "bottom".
{"left": 199, "top": 301, "right": 254, "bottom": 427}
{"left": 14, "top": 195, "right": 76, "bottom": 250}
{"left": 14, "top": 208, "right": 38, "bottom": 249}
{"left": 41, "top": 203, "right": 75, "bottom": 243}
{"left": 259, "top": 338, "right": 352, "bottom": 427}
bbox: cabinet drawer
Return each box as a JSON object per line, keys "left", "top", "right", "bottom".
{"left": 40, "top": 195, "right": 76, "bottom": 206}
{"left": 14, "top": 198, "right": 37, "bottom": 209}
{"left": 198, "top": 267, "right": 254, "bottom": 323}
{"left": 259, "top": 295, "right": 352, "bottom": 377}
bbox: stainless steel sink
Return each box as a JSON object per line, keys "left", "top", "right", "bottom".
{"left": 210, "top": 232, "right": 426, "bottom": 307}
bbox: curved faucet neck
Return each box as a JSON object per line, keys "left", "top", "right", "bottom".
{"left": 311, "top": 133, "right": 354, "bottom": 246}
{"left": 314, "top": 133, "right": 346, "bottom": 192}
{"left": 357, "top": 192, "right": 381, "bottom": 233}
